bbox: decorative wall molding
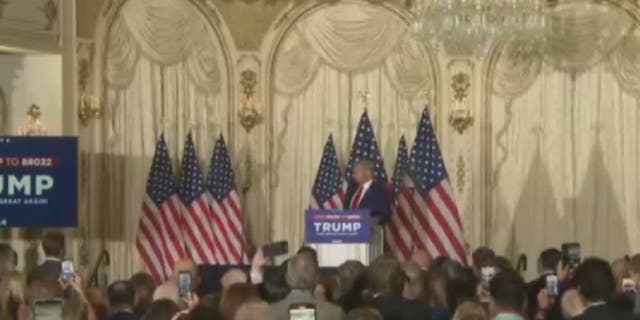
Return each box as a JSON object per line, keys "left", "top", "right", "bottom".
{"left": 0, "top": 0, "right": 60, "bottom": 51}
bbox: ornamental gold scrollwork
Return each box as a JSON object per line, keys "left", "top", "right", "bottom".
{"left": 448, "top": 72, "right": 474, "bottom": 134}
{"left": 41, "top": 0, "right": 58, "bottom": 31}
{"left": 239, "top": 70, "right": 263, "bottom": 133}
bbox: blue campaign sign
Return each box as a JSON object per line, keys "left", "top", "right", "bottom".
{"left": 305, "top": 209, "right": 371, "bottom": 244}
{"left": 0, "top": 136, "right": 78, "bottom": 227}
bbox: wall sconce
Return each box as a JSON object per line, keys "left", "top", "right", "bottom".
{"left": 449, "top": 109, "right": 474, "bottom": 135}
{"left": 78, "top": 93, "right": 102, "bottom": 127}
{"left": 448, "top": 72, "right": 474, "bottom": 134}
{"left": 238, "top": 70, "right": 262, "bottom": 132}
{"left": 18, "top": 104, "right": 47, "bottom": 136}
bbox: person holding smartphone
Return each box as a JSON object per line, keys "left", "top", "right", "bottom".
{"left": 269, "top": 253, "right": 344, "bottom": 320}
{"left": 106, "top": 281, "right": 136, "bottom": 320}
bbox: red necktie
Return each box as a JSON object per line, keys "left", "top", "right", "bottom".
{"left": 350, "top": 186, "right": 364, "bottom": 209}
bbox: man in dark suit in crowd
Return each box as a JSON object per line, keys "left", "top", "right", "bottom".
{"left": 107, "top": 280, "right": 137, "bottom": 320}
{"left": 344, "top": 160, "right": 391, "bottom": 223}
{"left": 488, "top": 269, "right": 527, "bottom": 320}
{"left": 527, "top": 248, "right": 562, "bottom": 319}
{"left": 365, "top": 255, "right": 430, "bottom": 320}
{"left": 572, "top": 258, "right": 635, "bottom": 320}
{"left": 270, "top": 252, "right": 345, "bottom": 320}
{"left": 28, "top": 230, "right": 64, "bottom": 285}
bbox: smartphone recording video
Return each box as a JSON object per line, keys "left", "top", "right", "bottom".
{"left": 289, "top": 303, "right": 316, "bottom": 320}
{"left": 561, "top": 243, "right": 581, "bottom": 269}
{"left": 178, "top": 271, "right": 192, "bottom": 299}
{"left": 263, "top": 241, "right": 289, "bottom": 258}
{"left": 61, "top": 260, "right": 74, "bottom": 282}
{"left": 546, "top": 275, "right": 559, "bottom": 297}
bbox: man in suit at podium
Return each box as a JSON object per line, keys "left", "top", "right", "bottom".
{"left": 345, "top": 160, "right": 392, "bottom": 259}
{"left": 345, "top": 160, "right": 392, "bottom": 222}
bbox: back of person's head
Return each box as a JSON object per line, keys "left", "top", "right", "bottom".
{"left": 488, "top": 269, "right": 526, "bottom": 313}
{"left": 452, "top": 301, "right": 488, "bottom": 320}
{"left": 263, "top": 265, "right": 290, "bottom": 303}
{"left": 492, "top": 256, "right": 513, "bottom": 272}
{"left": 220, "top": 283, "right": 259, "bottom": 320}
{"left": 107, "top": 280, "right": 136, "bottom": 309}
{"left": 402, "top": 261, "right": 427, "bottom": 301}
{"left": 472, "top": 247, "right": 495, "bottom": 271}
{"left": 286, "top": 253, "right": 319, "bottom": 291}
{"left": 130, "top": 272, "right": 156, "bottom": 316}
{"left": 234, "top": 301, "right": 274, "bottom": 320}
{"left": 0, "top": 243, "right": 17, "bottom": 275}
{"left": 337, "top": 260, "right": 366, "bottom": 294}
{"left": 538, "top": 248, "right": 561, "bottom": 274}
{"left": 0, "top": 270, "right": 26, "bottom": 319}
{"left": 221, "top": 268, "right": 248, "bottom": 290}
{"left": 573, "top": 257, "right": 615, "bottom": 303}
{"left": 411, "top": 250, "right": 433, "bottom": 271}
{"left": 296, "top": 246, "right": 319, "bottom": 267}
{"left": 141, "top": 298, "right": 180, "bottom": 320}
{"left": 446, "top": 267, "right": 479, "bottom": 310}
{"left": 186, "top": 304, "right": 220, "bottom": 320}
{"left": 346, "top": 307, "right": 383, "bottom": 320}
{"left": 366, "top": 255, "right": 405, "bottom": 296}
{"left": 611, "top": 258, "right": 630, "bottom": 283}
{"left": 41, "top": 230, "right": 65, "bottom": 259}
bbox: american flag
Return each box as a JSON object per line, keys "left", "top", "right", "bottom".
{"left": 385, "top": 136, "right": 421, "bottom": 262}
{"left": 310, "top": 135, "right": 345, "bottom": 209}
{"left": 409, "top": 108, "right": 467, "bottom": 263}
{"left": 345, "top": 110, "right": 388, "bottom": 184}
{"left": 178, "top": 133, "right": 218, "bottom": 264}
{"left": 137, "top": 134, "right": 186, "bottom": 282}
{"left": 206, "top": 135, "right": 248, "bottom": 265}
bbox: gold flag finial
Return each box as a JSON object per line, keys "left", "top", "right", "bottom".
{"left": 358, "top": 90, "right": 371, "bottom": 109}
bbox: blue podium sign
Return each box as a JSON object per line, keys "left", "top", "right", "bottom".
{"left": 0, "top": 137, "right": 78, "bottom": 227}
{"left": 305, "top": 209, "right": 371, "bottom": 244}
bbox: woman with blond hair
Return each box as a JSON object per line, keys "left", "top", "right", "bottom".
{"left": 452, "top": 301, "right": 488, "bottom": 320}
{"left": 0, "top": 271, "right": 27, "bottom": 320}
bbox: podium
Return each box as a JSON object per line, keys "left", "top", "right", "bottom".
{"left": 304, "top": 209, "right": 383, "bottom": 267}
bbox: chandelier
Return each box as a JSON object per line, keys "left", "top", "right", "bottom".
{"left": 412, "top": 0, "right": 548, "bottom": 57}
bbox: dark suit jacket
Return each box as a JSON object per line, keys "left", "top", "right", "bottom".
{"left": 345, "top": 182, "right": 392, "bottom": 223}
{"left": 367, "top": 294, "right": 431, "bottom": 320}
{"left": 107, "top": 311, "right": 137, "bottom": 320}
{"left": 573, "top": 304, "right": 636, "bottom": 320}
{"left": 28, "top": 259, "right": 62, "bottom": 284}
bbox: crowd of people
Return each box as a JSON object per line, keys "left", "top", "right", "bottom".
{"left": 1, "top": 231, "right": 640, "bottom": 320}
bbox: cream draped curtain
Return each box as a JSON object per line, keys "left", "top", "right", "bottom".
{"left": 270, "top": 1, "right": 436, "bottom": 252}
{"left": 488, "top": 3, "right": 640, "bottom": 279}
{"left": 92, "top": 0, "right": 229, "bottom": 279}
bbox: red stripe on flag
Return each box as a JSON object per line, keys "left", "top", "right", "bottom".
{"left": 435, "top": 184, "right": 463, "bottom": 230}
{"left": 136, "top": 240, "right": 163, "bottom": 283}
{"left": 421, "top": 191, "right": 466, "bottom": 262}
{"left": 405, "top": 191, "right": 448, "bottom": 257}
{"left": 385, "top": 218, "right": 411, "bottom": 260}
{"left": 397, "top": 189, "right": 424, "bottom": 251}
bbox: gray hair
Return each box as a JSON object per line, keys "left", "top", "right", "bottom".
{"left": 235, "top": 301, "right": 274, "bottom": 320}
{"left": 337, "top": 260, "right": 365, "bottom": 293}
{"left": 286, "top": 253, "right": 319, "bottom": 291}
{"left": 346, "top": 307, "right": 383, "bottom": 320}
